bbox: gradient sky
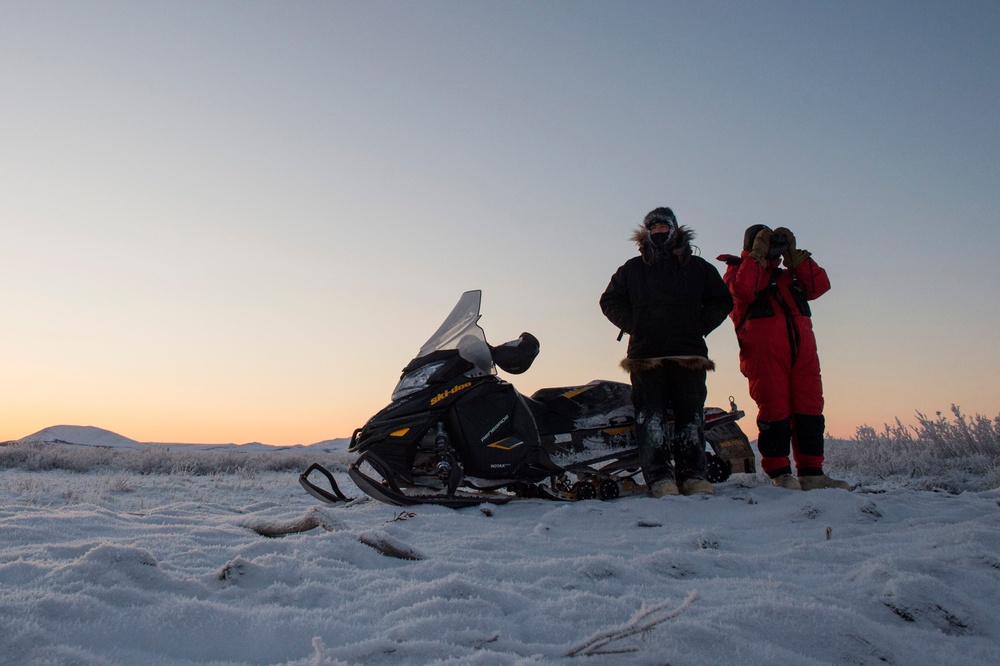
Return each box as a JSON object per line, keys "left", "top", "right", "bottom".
{"left": 2, "top": 1, "right": 998, "bottom": 445}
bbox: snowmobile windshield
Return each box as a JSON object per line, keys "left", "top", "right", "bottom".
{"left": 391, "top": 290, "right": 494, "bottom": 401}
{"left": 415, "top": 290, "right": 494, "bottom": 373}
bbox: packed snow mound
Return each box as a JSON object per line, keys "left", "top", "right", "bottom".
{"left": 18, "top": 425, "right": 143, "bottom": 449}
{"left": 2, "top": 467, "right": 999, "bottom": 664}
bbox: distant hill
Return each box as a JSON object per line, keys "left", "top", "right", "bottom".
{"left": 15, "top": 425, "right": 351, "bottom": 451}
{"left": 18, "top": 425, "right": 143, "bottom": 449}
{"left": 301, "top": 438, "right": 351, "bottom": 452}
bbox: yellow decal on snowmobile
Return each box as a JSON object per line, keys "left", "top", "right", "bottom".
{"left": 430, "top": 381, "right": 472, "bottom": 406}
{"left": 486, "top": 438, "right": 524, "bottom": 451}
{"left": 561, "top": 387, "right": 589, "bottom": 399}
{"left": 390, "top": 428, "right": 410, "bottom": 437}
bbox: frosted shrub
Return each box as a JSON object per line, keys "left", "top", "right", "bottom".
{"left": 825, "top": 405, "right": 1000, "bottom": 492}
{"left": 107, "top": 474, "right": 134, "bottom": 493}
{"left": 0, "top": 442, "right": 351, "bottom": 477}
{"left": 850, "top": 405, "right": 1000, "bottom": 458}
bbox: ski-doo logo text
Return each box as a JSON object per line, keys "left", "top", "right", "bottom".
{"left": 430, "top": 382, "right": 472, "bottom": 406}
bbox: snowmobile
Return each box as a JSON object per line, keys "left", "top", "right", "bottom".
{"left": 300, "top": 290, "right": 754, "bottom": 508}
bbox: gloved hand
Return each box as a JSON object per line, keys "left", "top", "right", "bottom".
{"left": 749, "top": 227, "right": 771, "bottom": 266}
{"left": 773, "top": 227, "right": 811, "bottom": 269}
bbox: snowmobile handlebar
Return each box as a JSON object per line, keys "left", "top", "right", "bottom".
{"left": 489, "top": 332, "right": 540, "bottom": 375}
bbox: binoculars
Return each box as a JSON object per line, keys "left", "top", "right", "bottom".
{"left": 768, "top": 230, "right": 789, "bottom": 259}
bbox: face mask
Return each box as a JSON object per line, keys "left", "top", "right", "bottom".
{"left": 650, "top": 230, "right": 674, "bottom": 247}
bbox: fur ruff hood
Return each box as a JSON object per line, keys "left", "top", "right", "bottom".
{"left": 620, "top": 356, "right": 716, "bottom": 374}
{"left": 632, "top": 225, "right": 696, "bottom": 265}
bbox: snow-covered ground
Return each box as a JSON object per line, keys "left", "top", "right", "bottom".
{"left": 2, "top": 428, "right": 999, "bottom": 665}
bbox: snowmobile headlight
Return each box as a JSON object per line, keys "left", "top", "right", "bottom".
{"left": 391, "top": 361, "right": 447, "bottom": 401}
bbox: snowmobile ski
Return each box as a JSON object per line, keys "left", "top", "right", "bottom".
{"left": 299, "top": 463, "right": 353, "bottom": 504}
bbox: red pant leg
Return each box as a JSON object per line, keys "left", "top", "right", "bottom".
{"left": 739, "top": 324, "right": 793, "bottom": 475}
{"left": 789, "top": 323, "right": 825, "bottom": 470}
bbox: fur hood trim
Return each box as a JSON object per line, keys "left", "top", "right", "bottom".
{"left": 632, "top": 225, "right": 695, "bottom": 265}
{"left": 620, "top": 356, "right": 716, "bottom": 374}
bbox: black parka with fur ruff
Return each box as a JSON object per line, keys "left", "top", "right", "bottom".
{"left": 600, "top": 226, "right": 733, "bottom": 370}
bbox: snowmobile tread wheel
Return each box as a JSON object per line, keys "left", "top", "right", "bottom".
{"left": 705, "top": 453, "right": 731, "bottom": 483}
{"left": 598, "top": 479, "right": 620, "bottom": 501}
{"left": 573, "top": 481, "right": 598, "bottom": 501}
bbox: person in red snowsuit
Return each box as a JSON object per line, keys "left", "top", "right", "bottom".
{"left": 717, "top": 225, "right": 850, "bottom": 491}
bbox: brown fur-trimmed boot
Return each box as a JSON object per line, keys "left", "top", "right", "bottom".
{"left": 798, "top": 474, "right": 851, "bottom": 491}
{"left": 771, "top": 473, "right": 802, "bottom": 490}
{"left": 650, "top": 478, "right": 680, "bottom": 497}
{"left": 679, "top": 478, "right": 714, "bottom": 495}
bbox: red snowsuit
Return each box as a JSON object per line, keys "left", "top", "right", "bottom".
{"left": 718, "top": 251, "right": 831, "bottom": 477}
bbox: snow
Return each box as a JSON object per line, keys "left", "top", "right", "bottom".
{"left": 2, "top": 439, "right": 999, "bottom": 665}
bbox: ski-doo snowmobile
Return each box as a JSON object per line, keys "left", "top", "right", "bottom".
{"left": 300, "top": 290, "right": 754, "bottom": 508}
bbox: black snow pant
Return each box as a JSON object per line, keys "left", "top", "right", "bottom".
{"left": 630, "top": 362, "right": 708, "bottom": 485}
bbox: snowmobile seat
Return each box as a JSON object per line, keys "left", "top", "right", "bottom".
{"left": 522, "top": 394, "right": 576, "bottom": 436}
